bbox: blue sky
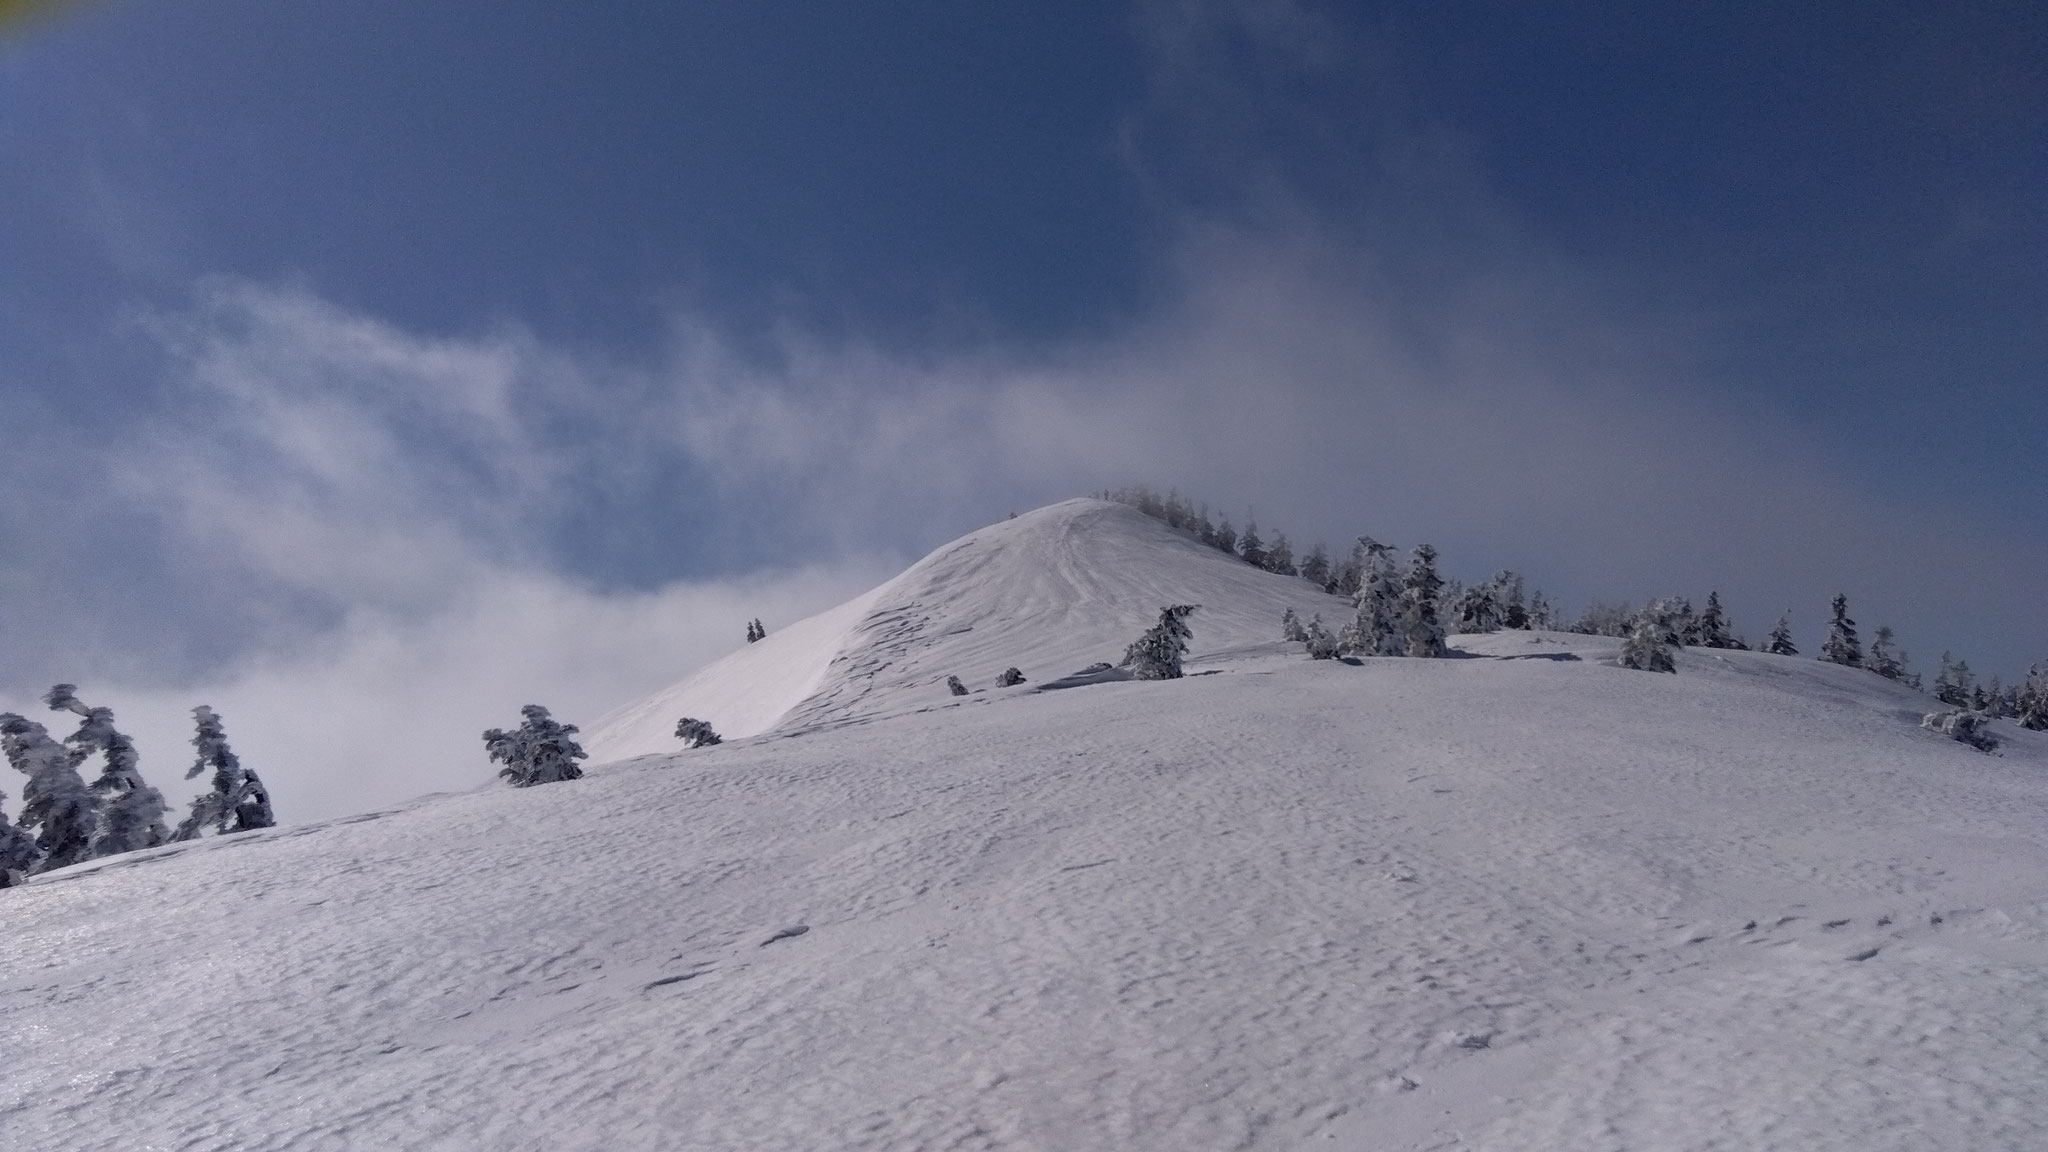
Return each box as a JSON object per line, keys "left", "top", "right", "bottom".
{"left": 2, "top": 1, "right": 2043, "bottom": 817}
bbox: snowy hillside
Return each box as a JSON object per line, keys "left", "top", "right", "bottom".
{"left": 586, "top": 499, "right": 1356, "bottom": 759}
{"left": 5, "top": 502, "right": 2046, "bottom": 1152}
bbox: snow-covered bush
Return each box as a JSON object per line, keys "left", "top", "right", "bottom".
{"left": 484, "top": 706, "right": 588, "bottom": 787}
{"left": 174, "top": 705, "right": 273, "bottom": 840}
{"left": 1620, "top": 611, "right": 1677, "bottom": 673}
{"left": 1303, "top": 616, "right": 1340, "bottom": 660}
{"left": 674, "top": 717, "right": 722, "bottom": 748}
{"left": 1280, "top": 608, "right": 1307, "bottom": 642}
{"left": 946, "top": 675, "right": 970, "bottom": 697}
{"left": 1922, "top": 709, "right": 2000, "bottom": 753}
{"left": 1122, "top": 604, "right": 1199, "bottom": 680}
{"left": 995, "top": 667, "right": 1027, "bottom": 687}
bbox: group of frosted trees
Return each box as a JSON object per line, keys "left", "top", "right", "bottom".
{"left": 0, "top": 686, "right": 272, "bottom": 886}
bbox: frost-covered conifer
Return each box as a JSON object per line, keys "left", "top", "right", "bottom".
{"left": 1620, "top": 608, "right": 1678, "bottom": 673}
{"left": 1280, "top": 607, "right": 1308, "bottom": 643}
{"left": 1669, "top": 598, "right": 1700, "bottom": 646}
{"left": 1933, "top": 653, "right": 1973, "bottom": 708}
{"left": 1400, "top": 545, "right": 1449, "bottom": 658}
{"left": 674, "top": 717, "right": 722, "bottom": 748}
{"left": 1451, "top": 583, "right": 1500, "bottom": 634}
{"left": 1526, "top": 590, "right": 1556, "bottom": 631}
{"left": 1866, "top": 627, "right": 1908, "bottom": 682}
{"left": 2016, "top": 665, "right": 2048, "bottom": 731}
{"left": 1339, "top": 538, "right": 1403, "bottom": 657}
{"left": 0, "top": 713, "right": 98, "bottom": 873}
{"left": 1212, "top": 518, "right": 1237, "bottom": 556}
{"left": 1331, "top": 538, "right": 1368, "bottom": 598}
{"left": 1122, "top": 604, "right": 1199, "bottom": 680}
{"left": 1238, "top": 519, "right": 1265, "bottom": 569}
{"left": 1765, "top": 616, "right": 1798, "bottom": 656}
{"left": 1922, "top": 708, "right": 1999, "bottom": 753}
{"left": 1493, "top": 572, "right": 1528, "bottom": 629}
{"left": 995, "top": 667, "right": 1027, "bottom": 688}
{"left": 1298, "top": 543, "right": 1330, "bottom": 589}
{"left": 1303, "top": 616, "right": 1340, "bottom": 660}
{"left": 174, "top": 705, "right": 273, "bottom": 840}
{"left": 1820, "top": 595, "right": 1862, "bottom": 667}
{"left": 946, "top": 675, "right": 970, "bottom": 697}
{"left": 483, "top": 705, "right": 587, "bottom": 787}
{"left": 44, "top": 685, "right": 169, "bottom": 858}
{"left": 0, "top": 791, "right": 37, "bottom": 883}
{"left": 1264, "top": 533, "right": 1296, "bottom": 576}
{"left": 1695, "top": 592, "right": 1740, "bottom": 649}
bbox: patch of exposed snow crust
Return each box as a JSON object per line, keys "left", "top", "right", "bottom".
{"left": 6, "top": 503, "right": 2046, "bottom": 1151}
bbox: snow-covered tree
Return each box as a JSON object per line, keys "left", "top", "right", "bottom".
{"left": 1338, "top": 537, "right": 1403, "bottom": 657}
{"left": 1212, "top": 518, "right": 1237, "bottom": 556}
{"left": 1668, "top": 598, "right": 1700, "bottom": 646}
{"left": 483, "top": 705, "right": 587, "bottom": 787}
{"left": 1237, "top": 519, "right": 1265, "bottom": 569}
{"left": 674, "top": 717, "right": 722, "bottom": 748}
{"left": 2016, "top": 665, "right": 2047, "bottom": 731}
{"left": 1765, "top": 616, "right": 1798, "bottom": 656}
{"left": 1867, "top": 626, "right": 1908, "bottom": 682}
{"left": 1526, "top": 590, "right": 1557, "bottom": 631}
{"left": 995, "top": 667, "right": 1027, "bottom": 688}
{"left": 1264, "top": 532, "right": 1296, "bottom": 577}
{"left": 1399, "top": 545, "right": 1448, "bottom": 658}
{"left": 1695, "top": 592, "right": 1741, "bottom": 649}
{"left": 45, "top": 685, "right": 169, "bottom": 858}
{"left": 1922, "top": 708, "right": 1999, "bottom": 753}
{"left": 1493, "top": 572, "right": 1529, "bottom": 629}
{"left": 1330, "top": 538, "right": 1368, "bottom": 598}
{"left": 1122, "top": 604, "right": 1199, "bottom": 680}
{"left": 746, "top": 620, "right": 760, "bottom": 643}
{"left": 1933, "top": 653, "right": 1973, "bottom": 708}
{"left": 946, "top": 675, "right": 970, "bottom": 696}
{"left": 1303, "top": 615, "right": 1340, "bottom": 660}
{"left": 1298, "top": 543, "right": 1331, "bottom": 589}
{"left": 0, "top": 713, "right": 98, "bottom": 873}
{"left": 1620, "top": 607, "right": 1677, "bottom": 673}
{"left": 174, "top": 705, "right": 272, "bottom": 840}
{"left": 1820, "top": 594, "right": 1862, "bottom": 667}
{"left": 1280, "top": 607, "right": 1308, "bottom": 643}
{"left": 0, "top": 792, "right": 37, "bottom": 884}
{"left": 1451, "top": 582, "right": 1501, "bottom": 634}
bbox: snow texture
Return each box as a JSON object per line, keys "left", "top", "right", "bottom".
{"left": 4, "top": 500, "right": 2046, "bottom": 1152}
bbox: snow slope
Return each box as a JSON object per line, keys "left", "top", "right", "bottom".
{"left": 5, "top": 504, "right": 2046, "bottom": 1152}
{"left": 586, "top": 498, "right": 1355, "bottom": 759}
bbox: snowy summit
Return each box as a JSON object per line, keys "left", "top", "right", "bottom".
{"left": 4, "top": 499, "right": 2045, "bottom": 1151}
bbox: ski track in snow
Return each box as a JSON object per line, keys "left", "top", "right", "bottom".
{"left": 4, "top": 502, "right": 2046, "bottom": 1151}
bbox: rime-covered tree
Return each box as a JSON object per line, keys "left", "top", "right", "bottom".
{"left": 1667, "top": 598, "right": 1700, "bottom": 646}
{"left": 1866, "top": 626, "right": 1908, "bottom": 682}
{"left": 995, "top": 667, "right": 1027, "bottom": 688}
{"left": 1280, "top": 607, "right": 1308, "bottom": 643}
{"left": 174, "top": 705, "right": 272, "bottom": 840}
{"left": 2016, "top": 665, "right": 2048, "bottom": 731}
{"left": 483, "top": 705, "right": 587, "bottom": 787}
{"left": 1400, "top": 544, "right": 1448, "bottom": 658}
{"left": 674, "top": 717, "right": 722, "bottom": 748}
{"left": 1339, "top": 537, "right": 1403, "bottom": 657}
{"left": 1526, "top": 590, "right": 1557, "bottom": 631}
{"left": 0, "top": 789, "right": 37, "bottom": 883}
{"left": 45, "top": 685, "right": 169, "bottom": 858}
{"left": 1493, "top": 572, "right": 1529, "bottom": 629}
{"left": 1298, "top": 543, "right": 1331, "bottom": 589}
{"left": 1933, "top": 653, "right": 1973, "bottom": 708}
{"left": 1212, "top": 518, "right": 1237, "bottom": 557}
{"left": 1695, "top": 592, "right": 1741, "bottom": 649}
{"left": 1303, "top": 615, "right": 1340, "bottom": 660}
{"left": 1765, "top": 616, "right": 1798, "bottom": 656}
{"left": 1620, "top": 606, "right": 1678, "bottom": 672}
{"left": 1237, "top": 519, "right": 1265, "bottom": 569}
{"left": 946, "top": 675, "right": 970, "bottom": 696}
{"left": 1331, "top": 538, "right": 1368, "bottom": 598}
{"left": 1264, "top": 532, "right": 1296, "bottom": 576}
{"left": 1122, "top": 604, "right": 1199, "bottom": 680}
{"left": 1451, "top": 583, "right": 1500, "bottom": 634}
{"left": 0, "top": 713, "right": 98, "bottom": 873}
{"left": 1820, "top": 594, "right": 1862, "bottom": 667}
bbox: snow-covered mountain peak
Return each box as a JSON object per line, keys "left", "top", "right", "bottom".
{"left": 586, "top": 499, "right": 1352, "bottom": 760}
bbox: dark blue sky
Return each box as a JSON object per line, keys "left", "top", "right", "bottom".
{"left": 2, "top": 0, "right": 2043, "bottom": 714}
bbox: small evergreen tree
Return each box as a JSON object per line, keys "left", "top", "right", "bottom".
{"left": 1620, "top": 607, "right": 1678, "bottom": 673}
{"left": 1264, "top": 532, "right": 1296, "bottom": 576}
{"left": 1820, "top": 594, "right": 1862, "bottom": 667}
{"left": 1238, "top": 519, "right": 1265, "bottom": 569}
{"left": 995, "top": 667, "right": 1027, "bottom": 687}
{"left": 483, "top": 706, "right": 587, "bottom": 787}
{"left": 1526, "top": 590, "right": 1556, "bottom": 631}
{"left": 1338, "top": 537, "right": 1403, "bottom": 657}
{"left": 174, "top": 705, "right": 272, "bottom": 840}
{"left": 1122, "top": 604, "right": 1199, "bottom": 680}
{"left": 1695, "top": 592, "right": 1741, "bottom": 649}
{"left": 1280, "top": 607, "right": 1308, "bottom": 643}
{"left": 946, "top": 675, "right": 970, "bottom": 696}
{"left": 1298, "top": 543, "right": 1331, "bottom": 589}
{"left": 0, "top": 713, "right": 98, "bottom": 873}
{"left": 1494, "top": 572, "right": 1529, "bottom": 629}
{"left": 45, "top": 685, "right": 169, "bottom": 858}
{"left": 1933, "top": 653, "right": 1974, "bottom": 708}
{"left": 1867, "top": 626, "right": 1908, "bottom": 682}
{"left": 1668, "top": 598, "right": 1700, "bottom": 646}
{"left": 2016, "top": 665, "right": 2047, "bottom": 731}
{"left": 1765, "top": 616, "right": 1798, "bottom": 656}
{"left": 0, "top": 789, "right": 37, "bottom": 883}
{"left": 1399, "top": 545, "right": 1448, "bottom": 658}
{"left": 1212, "top": 518, "right": 1237, "bottom": 556}
{"left": 674, "top": 717, "right": 722, "bottom": 748}
{"left": 1451, "top": 583, "right": 1501, "bottom": 634}
{"left": 1303, "top": 615, "right": 1340, "bottom": 660}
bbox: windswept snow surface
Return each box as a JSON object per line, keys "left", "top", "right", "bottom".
{"left": 6, "top": 507, "right": 2048, "bottom": 1152}
{"left": 587, "top": 499, "right": 1355, "bottom": 759}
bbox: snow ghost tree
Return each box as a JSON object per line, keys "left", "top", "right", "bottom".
{"left": 1280, "top": 608, "right": 1308, "bottom": 643}
{"left": 1339, "top": 538, "right": 1403, "bottom": 657}
{"left": 1620, "top": 608, "right": 1678, "bottom": 673}
{"left": 1303, "top": 615, "right": 1341, "bottom": 660}
{"left": 174, "top": 705, "right": 273, "bottom": 840}
{"left": 0, "top": 712, "right": 99, "bottom": 873}
{"left": 1867, "top": 627, "right": 1909, "bottom": 682}
{"left": 1922, "top": 708, "right": 1999, "bottom": 753}
{"left": 1451, "top": 583, "right": 1500, "bottom": 634}
{"left": 2016, "top": 665, "right": 2048, "bottom": 731}
{"left": 1122, "top": 604, "right": 1199, "bottom": 680}
{"left": 1400, "top": 545, "right": 1448, "bottom": 658}
{"left": 483, "top": 706, "right": 587, "bottom": 787}
{"left": 1765, "top": 616, "right": 1799, "bottom": 656}
{"left": 1820, "top": 594, "right": 1862, "bottom": 667}
{"left": 995, "top": 667, "right": 1027, "bottom": 688}
{"left": 946, "top": 675, "right": 970, "bottom": 696}
{"left": 0, "top": 787, "right": 38, "bottom": 883}
{"left": 45, "top": 685, "right": 170, "bottom": 858}
{"left": 674, "top": 718, "right": 722, "bottom": 748}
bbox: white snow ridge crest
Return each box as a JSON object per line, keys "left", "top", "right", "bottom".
{"left": 5, "top": 499, "right": 2046, "bottom": 1151}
